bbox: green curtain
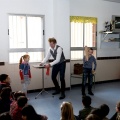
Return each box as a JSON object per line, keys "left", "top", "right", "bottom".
{"left": 70, "top": 16, "right": 97, "bottom": 24}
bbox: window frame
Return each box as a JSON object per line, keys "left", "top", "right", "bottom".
{"left": 70, "top": 20, "right": 97, "bottom": 60}
{"left": 8, "top": 14, "right": 45, "bottom": 64}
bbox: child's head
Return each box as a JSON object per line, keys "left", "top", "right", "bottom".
{"left": 22, "top": 105, "right": 39, "bottom": 120}
{"left": 60, "top": 101, "right": 74, "bottom": 120}
{"left": 82, "top": 96, "right": 91, "bottom": 107}
{"left": 99, "top": 104, "right": 109, "bottom": 118}
{"left": 19, "top": 54, "right": 30, "bottom": 65}
{"left": 17, "top": 96, "right": 28, "bottom": 108}
{"left": 88, "top": 48, "right": 93, "bottom": 55}
{"left": 116, "top": 102, "right": 120, "bottom": 112}
{"left": 14, "top": 91, "right": 26, "bottom": 101}
{"left": 0, "top": 74, "right": 10, "bottom": 83}
{"left": 48, "top": 37, "right": 57, "bottom": 49}
{"left": 90, "top": 108, "right": 102, "bottom": 119}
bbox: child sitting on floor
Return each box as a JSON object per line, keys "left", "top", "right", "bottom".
{"left": 0, "top": 74, "right": 11, "bottom": 93}
{"left": 10, "top": 91, "right": 26, "bottom": 117}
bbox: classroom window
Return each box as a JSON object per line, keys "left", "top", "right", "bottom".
{"left": 70, "top": 16, "right": 97, "bottom": 60}
{"left": 8, "top": 14, "right": 44, "bottom": 63}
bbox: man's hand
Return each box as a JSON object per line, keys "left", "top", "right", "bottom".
{"left": 39, "top": 62, "right": 43, "bottom": 66}
{"left": 92, "top": 70, "right": 95, "bottom": 74}
{"left": 45, "top": 64, "right": 51, "bottom": 68}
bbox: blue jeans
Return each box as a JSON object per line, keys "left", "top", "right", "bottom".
{"left": 82, "top": 68, "right": 93, "bottom": 93}
{"left": 52, "top": 61, "right": 66, "bottom": 93}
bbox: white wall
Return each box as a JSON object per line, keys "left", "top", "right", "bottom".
{"left": 53, "top": 0, "right": 70, "bottom": 59}
{"left": 70, "top": 0, "right": 120, "bottom": 57}
{"left": 0, "top": 0, "right": 70, "bottom": 91}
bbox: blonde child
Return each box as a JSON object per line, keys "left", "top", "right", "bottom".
{"left": 19, "top": 54, "right": 31, "bottom": 96}
{"left": 60, "top": 101, "right": 79, "bottom": 120}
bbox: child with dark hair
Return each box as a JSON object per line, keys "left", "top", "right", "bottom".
{"left": 22, "top": 105, "right": 48, "bottom": 120}
{"left": 78, "top": 96, "right": 94, "bottom": 120}
{"left": 110, "top": 101, "right": 120, "bottom": 120}
{"left": 0, "top": 112, "right": 13, "bottom": 120}
{"left": 90, "top": 105, "right": 109, "bottom": 120}
{"left": 10, "top": 91, "right": 26, "bottom": 117}
{"left": 0, "top": 74, "right": 11, "bottom": 93}
{"left": 90, "top": 108, "right": 103, "bottom": 119}
{"left": 12, "top": 96, "right": 28, "bottom": 120}
{"left": 0, "top": 87, "right": 12, "bottom": 114}
{"left": 99, "top": 104, "right": 109, "bottom": 120}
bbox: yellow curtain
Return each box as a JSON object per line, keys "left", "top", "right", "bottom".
{"left": 70, "top": 16, "right": 97, "bottom": 24}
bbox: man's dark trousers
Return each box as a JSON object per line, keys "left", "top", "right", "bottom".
{"left": 52, "top": 61, "right": 66, "bottom": 94}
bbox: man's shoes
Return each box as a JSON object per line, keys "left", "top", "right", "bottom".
{"left": 59, "top": 93, "right": 65, "bottom": 99}
{"left": 52, "top": 91, "right": 60, "bottom": 95}
{"left": 88, "top": 91, "right": 94, "bottom": 96}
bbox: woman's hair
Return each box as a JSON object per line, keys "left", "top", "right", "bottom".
{"left": 48, "top": 37, "right": 57, "bottom": 44}
{"left": 116, "top": 102, "right": 120, "bottom": 111}
{"left": 60, "top": 101, "right": 75, "bottom": 120}
{"left": 19, "top": 54, "right": 30, "bottom": 65}
{"left": 0, "top": 74, "right": 8, "bottom": 82}
{"left": 86, "top": 114, "right": 101, "bottom": 120}
{"left": 22, "top": 105, "right": 41, "bottom": 120}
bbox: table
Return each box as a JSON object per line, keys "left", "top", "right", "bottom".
{"left": 33, "top": 65, "right": 54, "bottom": 99}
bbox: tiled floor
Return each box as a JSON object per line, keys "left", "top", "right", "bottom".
{"left": 28, "top": 81, "right": 120, "bottom": 120}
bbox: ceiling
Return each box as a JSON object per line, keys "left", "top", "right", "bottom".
{"left": 104, "top": 0, "right": 120, "bottom": 3}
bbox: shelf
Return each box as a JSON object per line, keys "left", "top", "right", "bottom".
{"left": 104, "top": 38, "right": 120, "bottom": 42}
{"left": 99, "top": 31, "right": 120, "bottom": 34}
{"left": 99, "top": 30, "right": 120, "bottom": 48}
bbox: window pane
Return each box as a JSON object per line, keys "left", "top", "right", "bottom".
{"left": 9, "top": 52, "right": 44, "bottom": 63}
{"left": 28, "top": 52, "right": 44, "bottom": 62}
{"left": 71, "top": 22, "right": 83, "bottom": 47}
{"left": 9, "top": 15, "right": 26, "bottom": 48}
{"left": 27, "top": 17, "right": 43, "bottom": 48}
{"left": 84, "top": 23, "right": 96, "bottom": 47}
{"left": 9, "top": 52, "right": 26, "bottom": 63}
{"left": 71, "top": 51, "right": 83, "bottom": 60}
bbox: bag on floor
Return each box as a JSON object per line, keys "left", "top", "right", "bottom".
{"left": 74, "top": 63, "right": 83, "bottom": 75}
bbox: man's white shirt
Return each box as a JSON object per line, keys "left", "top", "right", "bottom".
{"left": 42, "top": 45, "right": 63, "bottom": 66}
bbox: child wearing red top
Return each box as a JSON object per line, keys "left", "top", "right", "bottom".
{"left": 19, "top": 54, "right": 31, "bottom": 96}
{"left": 10, "top": 91, "right": 26, "bottom": 117}
{"left": 0, "top": 74, "right": 11, "bottom": 93}
{"left": 12, "top": 96, "right": 28, "bottom": 120}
